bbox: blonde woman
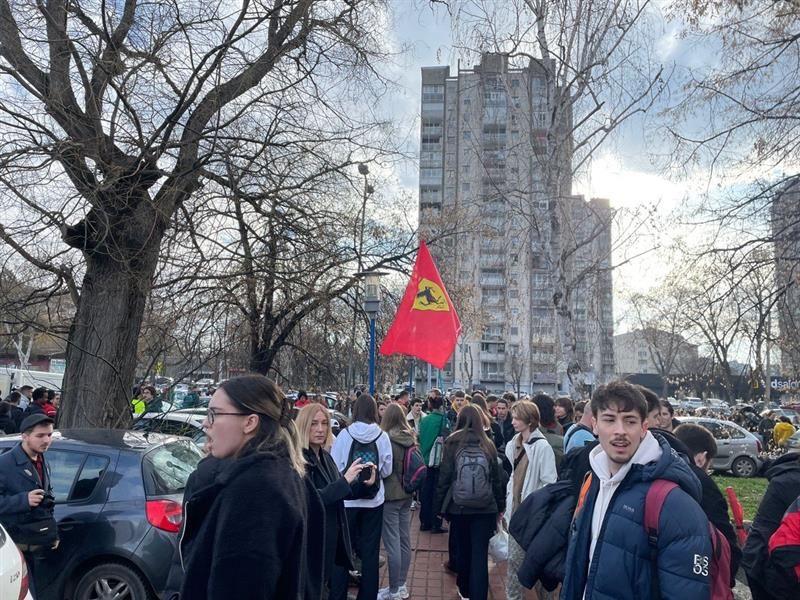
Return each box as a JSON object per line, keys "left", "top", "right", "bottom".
{"left": 504, "top": 400, "right": 557, "bottom": 600}
{"left": 181, "top": 375, "right": 322, "bottom": 599}
{"left": 297, "top": 404, "right": 365, "bottom": 598}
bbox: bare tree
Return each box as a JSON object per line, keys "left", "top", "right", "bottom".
{"left": 629, "top": 281, "right": 696, "bottom": 396}
{"left": 0, "top": 1, "right": 393, "bottom": 426}
{"left": 449, "top": 0, "right": 664, "bottom": 397}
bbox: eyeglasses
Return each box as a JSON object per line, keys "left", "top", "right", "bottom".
{"left": 206, "top": 407, "right": 249, "bottom": 426}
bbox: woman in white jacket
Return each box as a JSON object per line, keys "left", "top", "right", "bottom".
{"left": 330, "top": 393, "right": 393, "bottom": 600}
{"left": 503, "top": 400, "right": 557, "bottom": 600}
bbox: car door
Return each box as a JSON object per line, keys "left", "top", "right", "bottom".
{"left": 724, "top": 423, "right": 752, "bottom": 459}
{"left": 36, "top": 449, "right": 115, "bottom": 600}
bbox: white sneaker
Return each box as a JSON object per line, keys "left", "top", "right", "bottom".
{"left": 377, "top": 588, "right": 393, "bottom": 600}
{"left": 397, "top": 584, "right": 410, "bottom": 599}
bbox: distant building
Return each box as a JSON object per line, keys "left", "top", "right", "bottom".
{"left": 614, "top": 329, "right": 698, "bottom": 377}
{"left": 773, "top": 178, "right": 800, "bottom": 377}
{"left": 417, "top": 53, "right": 614, "bottom": 394}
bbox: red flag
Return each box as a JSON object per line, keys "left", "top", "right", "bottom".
{"left": 380, "top": 241, "right": 461, "bottom": 369}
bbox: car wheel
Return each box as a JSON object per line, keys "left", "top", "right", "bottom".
{"left": 731, "top": 456, "right": 757, "bottom": 478}
{"left": 73, "top": 563, "right": 151, "bottom": 600}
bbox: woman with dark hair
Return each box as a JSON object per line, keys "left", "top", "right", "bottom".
{"left": 471, "top": 396, "right": 504, "bottom": 451}
{"left": 378, "top": 403, "right": 416, "bottom": 600}
{"left": 554, "top": 396, "right": 574, "bottom": 430}
{"left": 179, "top": 374, "right": 323, "bottom": 600}
{"left": 296, "top": 404, "right": 362, "bottom": 598}
{"left": 330, "top": 393, "right": 393, "bottom": 600}
{"left": 435, "top": 405, "right": 506, "bottom": 600}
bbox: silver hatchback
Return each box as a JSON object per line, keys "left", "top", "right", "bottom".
{"left": 678, "top": 417, "right": 763, "bottom": 477}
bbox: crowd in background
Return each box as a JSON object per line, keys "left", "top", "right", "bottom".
{"left": 0, "top": 385, "right": 60, "bottom": 434}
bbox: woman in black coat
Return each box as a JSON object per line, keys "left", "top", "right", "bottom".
{"left": 179, "top": 375, "right": 323, "bottom": 600}
{"left": 296, "top": 404, "right": 364, "bottom": 599}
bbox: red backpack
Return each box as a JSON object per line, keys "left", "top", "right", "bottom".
{"left": 644, "top": 480, "right": 733, "bottom": 600}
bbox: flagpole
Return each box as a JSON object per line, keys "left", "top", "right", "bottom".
{"left": 427, "top": 362, "right": 433, "bottom": 393}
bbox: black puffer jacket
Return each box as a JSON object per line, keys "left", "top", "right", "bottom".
{"left": 508, "top": 479, "right": 575, "bottom": 590}
{"left": 743, "top": 453, "right": 800, "bottom": 582}
{"left": 180, "top": 448, "right": 324, "bottom": 600}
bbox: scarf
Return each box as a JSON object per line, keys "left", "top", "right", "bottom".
{"left": 512, "top": 432, "right": 531, "bottom": 511}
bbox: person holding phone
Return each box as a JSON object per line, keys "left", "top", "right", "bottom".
{"left": 0, "top": 414, "right": 58, "bottom": 595}
{"left": 296, "top": 404, "right": 364, "bottom": 598}
{"left": 330, "top": 394, "right": 393, "bottom": 600}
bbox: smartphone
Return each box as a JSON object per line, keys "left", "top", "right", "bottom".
{"left": 358, "top": 463, "right": 374, "bottom": 483}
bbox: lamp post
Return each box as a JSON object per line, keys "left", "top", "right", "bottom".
{"left": 359, "top": 270, "right": 387, "bottom": 395}
{"left": 346, "top": 164, "right": 374, "bottom": 392}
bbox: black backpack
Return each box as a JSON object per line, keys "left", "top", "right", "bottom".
{"left": 452, "top": 444, "right": 494, "bottom": 509}
{"left": 345, "top": 428, "right": 382, "bottom": 500}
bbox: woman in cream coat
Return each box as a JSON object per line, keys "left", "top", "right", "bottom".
{"left": 503, "top": 400, "right": 558, "bottom": 600}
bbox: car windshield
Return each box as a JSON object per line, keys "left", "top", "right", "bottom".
{"left": 142, "top": 440, "right": 203, "bottom": 496}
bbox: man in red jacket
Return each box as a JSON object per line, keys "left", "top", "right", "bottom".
{"left": 767, "top": 494, "right": 800, "bottom": 599}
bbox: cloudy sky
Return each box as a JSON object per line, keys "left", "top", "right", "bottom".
{"left": 378, "top": 1, "right": 720, "bottom": 329}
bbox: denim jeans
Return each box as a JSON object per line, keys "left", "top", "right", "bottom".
{"left": 382, "top": 498, "right": 412, "bottom": 592}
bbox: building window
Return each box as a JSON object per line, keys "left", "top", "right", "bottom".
{"left": 422, "top": 84, "right": 445, "bottom": 103}
{"left": 462, "top": 182, "right": 471, "bottom": 192}
{"left": 463, "top": 130, "right": 472, "bottom": 140}
{"left": 510, "top": 326, "right": 519, "bottom": 336}
{"left": 509, "top": 289, "right": 519, "bottom": 299}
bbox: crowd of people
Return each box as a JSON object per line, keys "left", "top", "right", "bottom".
{"left": 0, "top": 385, "right": 60, "bottom": 434}
{"left": 1, "top": 374, "right": 799, "bottom": 600}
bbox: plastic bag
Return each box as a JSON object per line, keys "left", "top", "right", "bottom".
{"left": 488, "top": 526, "right": 509, "bottom": 562}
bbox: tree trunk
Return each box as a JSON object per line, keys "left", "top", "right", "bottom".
{"left": 60, "top": 245, "right": 161, "bottom": 428}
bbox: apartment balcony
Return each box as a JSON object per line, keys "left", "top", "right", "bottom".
{"left": 480, "top": 373, "right": 506, "bottom": 383}
{"left": 480, "top": 273, "right": 505, "bottom": 287}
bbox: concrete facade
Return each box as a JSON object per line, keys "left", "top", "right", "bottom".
{"left": 417, "top": 53, "right": 614, "bottom": 394}
{"left": 773, "top": 179, "right": 800, "bottom": 377}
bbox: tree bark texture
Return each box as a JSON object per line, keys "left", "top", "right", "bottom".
{"left": 59, "top": 213, "right": 164, "bottom": 429}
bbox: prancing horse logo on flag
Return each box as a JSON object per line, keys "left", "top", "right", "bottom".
{"left": 412, "top": 278, "right": 450, "bottom": 311}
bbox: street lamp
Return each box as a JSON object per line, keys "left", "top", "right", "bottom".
{"left": 359, "top": 270, "right": 387, "bottom": 395}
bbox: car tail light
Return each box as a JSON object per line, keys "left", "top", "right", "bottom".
{"left": 756, "top": 439, "right": 763, "bottom": 453}
{"left": 17, "top": 548, "right": 28, "bottom": 600}
{"left": 146, "top": 499, "right": 183, "bottom": 533}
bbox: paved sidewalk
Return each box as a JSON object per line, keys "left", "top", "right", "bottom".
{"left": 374, "top": 524, "right": 522, "bottom": 600}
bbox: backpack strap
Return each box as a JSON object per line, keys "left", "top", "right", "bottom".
{"left": 644, "top": 480, "right": 679, "bottom": 599}
{"left": 644, "top": 480, "right": 679, "bottom": 542}
{"left": 576, "top": 472, "right": 593, "bottom": 512}
{"left": 564, "top": 423, "right": 592, "bottom": 449}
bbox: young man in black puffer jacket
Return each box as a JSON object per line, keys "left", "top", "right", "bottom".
{"left": 743, "top": 452, "right": 800, "bottom": 600}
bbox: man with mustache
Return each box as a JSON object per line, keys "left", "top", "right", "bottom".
{"left": 561, "top": 380, "right": 712, "bottom": 600}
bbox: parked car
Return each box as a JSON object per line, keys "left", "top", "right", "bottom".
{"left": 0, "top": 430, "right": 203, "bottom": 600}
{"left": 786, "top": 429, "right": 800, "bottom": 451}
{"left": 134, "top": 408, "right": 208, "bottom": 448}
{"left": 681, "top": 397, "right": 704, "bottom": 411}
{"left": 763, "top": 408, "right": 800, "bottom": 426}
{"left": 0, "top": 522, "right": 32, "bottom": 599}
{"left": 678, "top": 416, "right": 763, "bottom": 477}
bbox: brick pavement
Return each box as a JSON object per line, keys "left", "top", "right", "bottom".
{"left": 370, "top": 517, "right": 540, "bottom": 600}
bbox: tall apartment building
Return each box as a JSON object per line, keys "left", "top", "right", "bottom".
{"left": 773, "top": 179, "right": 800, "bottom": 376}
{"left": 417, "top": 53, "right": 614, "bottom": 394}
